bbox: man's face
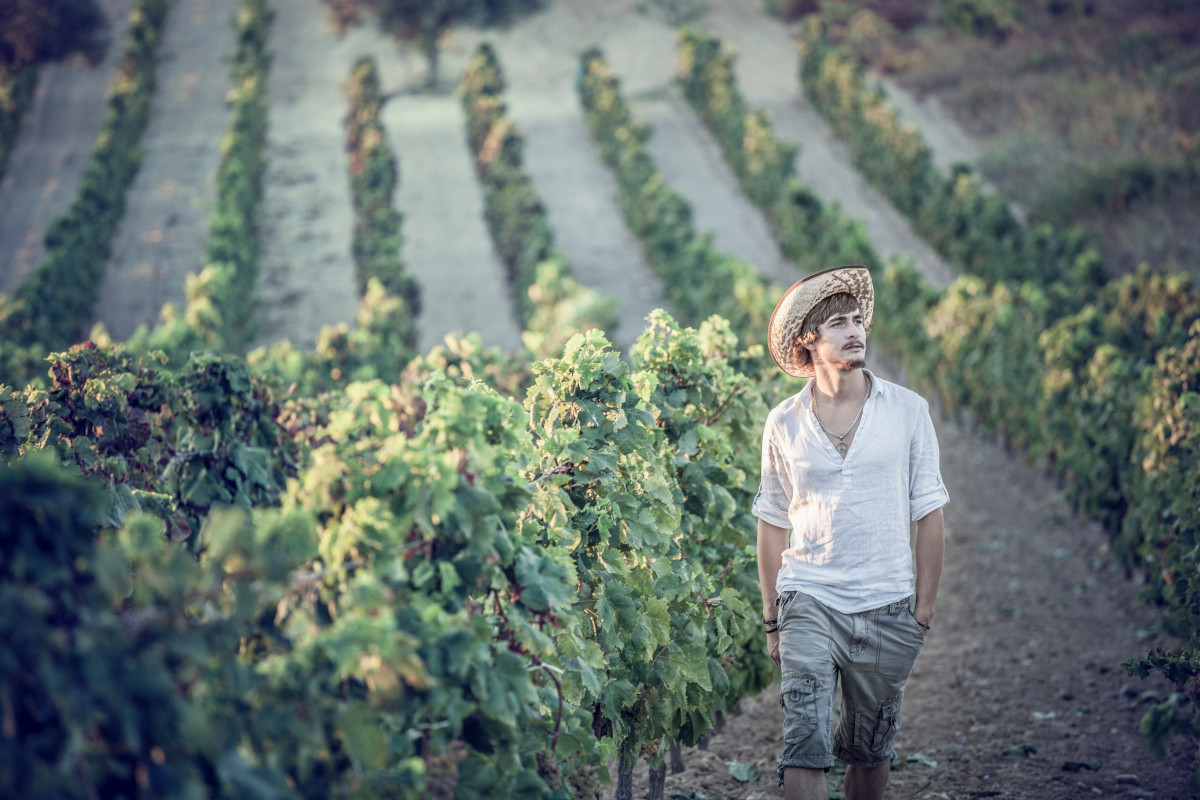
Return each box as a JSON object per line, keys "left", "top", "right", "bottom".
{"left": 808, "top": 307, "right": 867, "bottom": 372}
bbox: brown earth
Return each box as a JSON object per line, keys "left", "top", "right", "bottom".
{"left": 0, "top": 0, "right": 1194, "bottom": 797}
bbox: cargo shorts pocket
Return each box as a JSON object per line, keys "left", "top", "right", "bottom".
{"left": 851, "top": 696, "right": 902, "bottom": 763}
{"left": 779, "top": 673, "right": 820, "bottom": 743}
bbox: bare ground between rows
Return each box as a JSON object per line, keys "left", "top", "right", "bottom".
{"left": 95, "top": 0, "right": 240, "bottom": 341}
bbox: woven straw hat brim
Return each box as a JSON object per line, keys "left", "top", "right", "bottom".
{"left": 768, "top": 265, "right": 874, "bottom": 378}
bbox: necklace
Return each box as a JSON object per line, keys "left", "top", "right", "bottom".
{"left": 813, "top": 376, "right": 870, "bottom": 457}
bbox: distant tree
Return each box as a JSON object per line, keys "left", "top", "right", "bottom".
{"left": 335, "top": 0, "right": 549, "bottom": 89}
{"left": 0, "top": 0, "right": 108, "bottom": 69}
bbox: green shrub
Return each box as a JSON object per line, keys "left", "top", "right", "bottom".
{"left": 1040, "top": 268, "right": 1200, "bottom": 529}
{"left": 0, "top": 454, "right": 214, "bottom": 799}
{"left": 940, "top": 0, "right": 1021, "bottom": 42}
{"left": 1, "top": 342, "right": 297, "bottom": 547}
{"left": 346, "top": 57, "right": 420, "bottom": 317}
{"left": 189, "top": 0, "right": 271, "bottom": 352}
{"left": 1120, "top": 321, "right": 1200, "bottom": 787}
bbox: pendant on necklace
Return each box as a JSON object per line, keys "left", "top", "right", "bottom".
{"left": 836, "top": 442, "right": 848, "bottom": 456}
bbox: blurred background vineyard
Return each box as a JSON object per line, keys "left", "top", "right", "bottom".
{"left": 2, "top": 0, "right": 1200, "bottom": 797}
{"left": 774, "top": 0, "right": 1200, "bottom": 281}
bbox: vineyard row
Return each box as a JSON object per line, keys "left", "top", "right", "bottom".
{"left": 0, "top": 0, "right": 171, "bottom": 380}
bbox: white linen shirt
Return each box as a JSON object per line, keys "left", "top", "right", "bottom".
{"left": 752, "top": 369, "right": 949, "bottom": 614}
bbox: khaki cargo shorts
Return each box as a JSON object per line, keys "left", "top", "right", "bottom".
{"left": 775, "top": 590, "right": 926, "bottom": 783}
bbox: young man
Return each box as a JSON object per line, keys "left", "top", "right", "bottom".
{"left": 753, "top": 265, "right": 948, "bottom": 800}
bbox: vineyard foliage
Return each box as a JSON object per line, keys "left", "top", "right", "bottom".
{"left": 3, "top": 0, "right": 1200, "bottom": 790}
{"left": 1121, "top": 322, "right": 1200, "bottom": 768}
{"left": 460, "top": 44, "right": 616, "bottom": 357}
{"left": 0, "top": 0, "right": 171, "bottom": 383}
{"left": 0, "top": 31, "right": 794, "bottom": 796}
{"left": 0, "top": 344, "right": 297, "bottom": 549}
{"left": 345, "top": 57, "right": 421, "bottom": 319}
{"left": 1, "top": 311, "right": 774, "bottom": 798}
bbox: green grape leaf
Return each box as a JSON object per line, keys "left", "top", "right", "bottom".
{"left": 514, "top": 548, "right": 573, "bottom": 611}
{"left": 644, "top": 596, "right": 671, "bottom": 647}
{"left": 678, "top": 428, "right": 700, "bottom": 456}
{"left": 728, "top": 761, "right": 760, "bottom": 782}
{"left": 438, "top": 561, "right": 461, "bottom": 593}
{"left": 603, "top": 678, "right": 637, "bottom": 711}
{"left": 92, "top": 544, "right": 132, "bottom": 602}
{"left": 339, "top": 706, "right": 388, "bottom": 770}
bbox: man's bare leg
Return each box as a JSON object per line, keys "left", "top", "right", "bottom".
{"left": 844, "top": 763, "right": 890, "bottom": 800}
{"left": 783, "top": 766, "right": 827, "bottom": 800}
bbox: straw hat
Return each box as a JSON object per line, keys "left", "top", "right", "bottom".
{"left": 767, "top": 265, "right": 874, "bottom": 378}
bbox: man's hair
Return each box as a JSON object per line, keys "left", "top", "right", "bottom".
{"left": 792, "top": 292, "right": 863, "bottom": 362}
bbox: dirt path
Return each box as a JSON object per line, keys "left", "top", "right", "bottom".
{"left": 475, "top": 1, "right": 667, "bottom": 353}
{"left": 383, "top": 84, "right": 524, "bottom": 354}
{"left": 0, "top": 0, "right": 133, "bottom": 296}
{"left": 94, "top": 0, "right": 239, "bottom": 341}
{"left": 252, "top": 0, "right": 364, "bottom": 350}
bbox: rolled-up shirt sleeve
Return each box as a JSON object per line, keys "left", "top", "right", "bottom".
{"left": 752, "top": 419, "right": 792, "bottom": 529}
{"left": 909, "top": 398, "right": 949, "bottom": 521}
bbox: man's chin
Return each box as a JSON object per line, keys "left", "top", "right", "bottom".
{"left": 838, "top": 354, "right": 866, "bottom": 371}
